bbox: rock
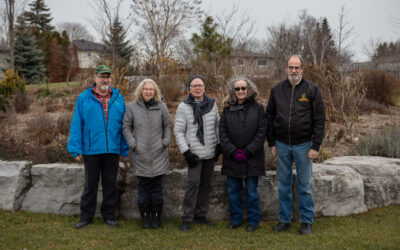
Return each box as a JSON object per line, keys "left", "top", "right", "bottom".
{"left": 312, "top": 163, "right": 367, "bottom": 216}
{"left": 119, "top": 166, "right": 231, "bottom": 220}
{"left": 0, "top": 160, "right": 31, "bottom": 211}
{"left": 21, "top": 163, "right": 103, "bottom": 215}
{"left": 0, "top": 155, "right": 398, "bottom": 221}
{"left": 324, "top": 156, "right": 400, "bottom": 209}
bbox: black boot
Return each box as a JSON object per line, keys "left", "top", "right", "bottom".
{"left": 138, "top": 203, "right": 151, "bottom": 229}
{"left": 151, "top": 204, "right": 162, "bottom": 228}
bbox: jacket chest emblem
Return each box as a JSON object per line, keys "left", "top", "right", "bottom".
{"left": 298, "top": 93, "right": 309, "bottom": 102}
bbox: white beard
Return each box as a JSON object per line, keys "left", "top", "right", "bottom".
{"left": 288, "top": 74, "right": 301, "bottom": 82}
{"left": 100, "top": 85, "right": 109, "bottom": 91}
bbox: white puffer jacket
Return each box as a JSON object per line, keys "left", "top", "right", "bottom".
{"left": 174, "top": 101, "right": 219, "bottom": 159}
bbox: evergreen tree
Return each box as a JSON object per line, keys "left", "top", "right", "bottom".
{"left": 191, "top": 16, "right": 232, "bottom": 62}
{"left": 24, "top": 0, "right": 54, "bottom": 33}
{"left": 103, "top": 16, "right": 134, "bottom": 68}
{"left": 319, "top": 18, "right": 337, "bottom": 64}
{"left": 190, "top": 16, "right": 233, "bottom": 88}
{"left": 13, "top": 15, "right": 46, "bottom": 83}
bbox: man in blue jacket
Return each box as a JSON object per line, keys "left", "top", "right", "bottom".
{"left": 68, "top": 65, "right": 129, "bottom": 229}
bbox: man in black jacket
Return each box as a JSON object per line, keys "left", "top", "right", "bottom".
{"left": 266, "top": 55, "right": 325, "bottom": 235}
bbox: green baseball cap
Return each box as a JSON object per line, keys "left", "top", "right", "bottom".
{"left": 95, "top": 65, "right": 112, "bottom": 74}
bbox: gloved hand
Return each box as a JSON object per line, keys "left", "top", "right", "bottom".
{"left": 183, "top": 150, "right": 199, "bottom": 168}
{"left": 214, "top": 144, "right": 222, "bottom": 161}
{"left": 234, "top": 149, "right": 247, "bottom": 163}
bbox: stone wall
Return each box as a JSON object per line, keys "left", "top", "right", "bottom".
{"left": 1, "top": 156, "right": 399, "bottom": 221}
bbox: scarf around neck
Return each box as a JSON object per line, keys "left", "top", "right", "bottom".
{"left": 183, "top": 93, "right": 215, "bottom": 145}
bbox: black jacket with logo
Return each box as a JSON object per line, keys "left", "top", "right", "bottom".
{"left": 266, "top": 78, "right": 325, "bottom": 151}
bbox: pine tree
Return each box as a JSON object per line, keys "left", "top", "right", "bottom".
{"left": 191, "top": 16, "right": 232, "bottom": 62}
{"left": 13, "top": 15, "right": 46, "bottom": 83}
{"left": 190, "top": 16, "right": 233, "bottom": 80}
{"left": 24, "top": 0, "right": 54, "bottom": 33}
{"left": 319, "top": 18, "right": 337, "bottom": 64}
{"left": 103, "top": 17, "right": 134, "bottom": 68}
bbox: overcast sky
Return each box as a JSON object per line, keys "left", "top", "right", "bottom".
{"left": 46, "top": 0, "right": 400, "bottom": 62}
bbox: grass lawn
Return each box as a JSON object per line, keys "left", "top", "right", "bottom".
{"left": 25, "top": 81, "right": 80, "bottom": 91}
{"left": 0, "top": 205, "right": 399, "bottom": 249}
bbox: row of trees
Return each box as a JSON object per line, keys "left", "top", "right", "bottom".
{"left": 2, "top": 0, "right": 397, "bottom": 84}
{"left": 1, "top": 0, "right": 79, "bottom": 83}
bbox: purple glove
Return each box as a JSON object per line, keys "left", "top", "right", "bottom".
{"left": 235, "top": 149, "right": 247, "bottom": 163}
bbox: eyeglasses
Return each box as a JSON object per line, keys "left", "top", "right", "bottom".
{"left": 190, "top": 84, "right": 204, "bottom": 88}
{"left": 96, "top": 75, "right": 111, "bottom": 79}
{"left": 143, "top": 88, "right": 154, "bottom": 91}
{"left": 234, "top": 87, "right": 247, "bottom": 91}
{"left": 288, "top": 66, "right": 301, "bottom": 71}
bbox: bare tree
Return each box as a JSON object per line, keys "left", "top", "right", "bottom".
{"left": 266, "top": 22, "right": 303, "bottom": 77}
{"left": 1, "top": 0, "right": 26, "bottom": 69}
{"left": 362, "top": 38, "right": 381, "bottom": 61}
{"left": 215, "top": 3, "right": 256, "bottom": 51}
{"left": 131, "top": 0, "right": 203, "bottom": 76}
{"left": 90, "top": 0, "right": 134, "bottom": 95}
{"left": 56, "top": 22, "right": 94, "bottom": 41}
{"left": 389, "top": 15, "right": 400, "bottom": 34}
{"left": 335, "top": 4, "right": 356, "bottom": 63}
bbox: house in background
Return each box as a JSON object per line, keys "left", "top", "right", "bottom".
{"left": 72, "top": 40, "right": 105, "bottom": 69}
{"left": 230, "top": 49, "right": 276, "bottom": 77}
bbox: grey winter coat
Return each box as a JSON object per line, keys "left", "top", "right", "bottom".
{"left": 122, "top": 99, "right": 172, "bottom": 177}
{"left": 174, "top": 101, "right": 219, "bottom": 159}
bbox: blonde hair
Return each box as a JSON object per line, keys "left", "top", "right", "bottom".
{"left": 223, "top": 76, "right": 259, "bottom": 106}
{"left": 134, "top": 78, "right": 162, "bottom": 102}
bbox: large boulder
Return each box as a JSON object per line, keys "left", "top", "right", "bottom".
{"left": 0, "top": 160, "right": 31, "bottom": 211}
{"left": 324, "top": 156, "right": 400, "bottom": 209}
{"left": 119, "top": 166, "right": 230, "bottom": 220}
{"left": 21, "top": 163, "right": 103, "bottom": 215}
{"left": 312, "top": 163, "right": 367, "bottom": 216}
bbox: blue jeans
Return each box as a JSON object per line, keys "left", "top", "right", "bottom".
{"left": 226, "top": 176, "right": 260, "bottom": 226}
{"left": 276, "top": 140, "right": 314, "bottom": 224}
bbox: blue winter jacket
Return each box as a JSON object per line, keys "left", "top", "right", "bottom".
{"left": 67, "top": 84, "right": 129, "bottom": 158}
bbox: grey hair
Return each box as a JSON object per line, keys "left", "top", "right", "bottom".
{"left": 286, "top": 54, "right": 304, "bottom": 68}
{"left": 134, "top": 78, "right": 162, "bottom": 102}
{"left": 223, "top": 76, "right": 259, "bottom": 106}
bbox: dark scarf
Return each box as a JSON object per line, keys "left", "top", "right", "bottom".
{"left": 183, "top": 93, "right": 215, "bottom": 145}
{"left": 144, "top": 98, "right": 156, "bottom": 109}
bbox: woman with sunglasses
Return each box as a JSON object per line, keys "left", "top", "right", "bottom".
{"left": 219, "top": 76, "right": 267, "bottom": 232}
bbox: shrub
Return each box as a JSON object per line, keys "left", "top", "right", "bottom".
{"left": 57, "top": 112, "right": 73, "bottom": 136}
{"left": 250, "top": 76, "right": 276, "bottom": 99}
{"left": 0, "top": 69, "right": 26, "bottom": 112}
{"left": 14, "top": 89, "right": 30, "bottom": 113}
{"left": 36, "top": 87, "right": 53, "bottom": 99}
{"left": 158, "top": 76, "right": 184, "bottom": 103}
{"left": 27, "top": 114, "right": 57, "bottom": 145}
{"left": 351, "top": 125, "right": 400, "bottom": 158}
{"left": 362, "top": 69, "right": 400, "bottom": 106}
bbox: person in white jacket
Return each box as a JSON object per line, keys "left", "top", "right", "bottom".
{"left": 174, "top": 75, "right": 221, "bottom": 232}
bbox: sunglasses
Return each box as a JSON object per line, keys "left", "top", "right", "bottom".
{"left": 234, "top": 87, "right": 247, "bottom": 91}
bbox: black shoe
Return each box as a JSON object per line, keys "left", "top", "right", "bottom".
{"left": 139, "top": 203, "right": 151, "bottom": 229}
{"left": 151, "top": 204, "right": 162, "bottom": 229}
{"left": 246, "top": 224, "right": 257, "bottom": 232}
{"left": 193, "top": 217, "right": 214, "bottom": 226}
{"left": 181, "top": 222, "right": 191, "bottom": 232}
{"left": 105, "top": 220, "right": 119, "bottom": 227}
{"left": 273, "top": 222, "right": 291, "bottom": 232}
{"left": 299, "top": 222, "right": 312, "bottom": 235}
{"left": 227, "top": 223, "right": 240, "bottom": 229}
{"left": 74, "top": 220, "right": 91, "bottom": 229}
